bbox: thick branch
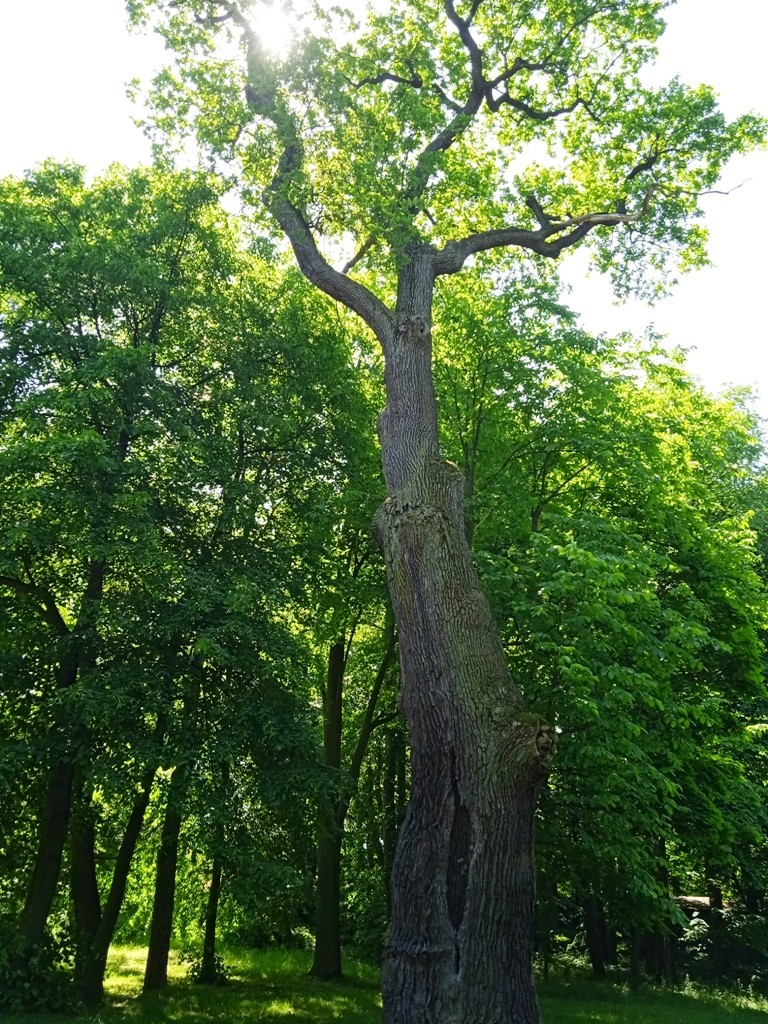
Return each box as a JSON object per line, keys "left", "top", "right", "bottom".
{"left": 486, "top": 91, "right": 594, "bottom": 121}
{"left": 267, "top": 193, "right": 393, "bottom": 341}
{"left": 341, "top": 236, "right": 376, "bottom": 275}
{"left": 351, "top": 63, "right": 423, "bottom": 90}
{"left": 435, "top": 187, "right": 656, "bottom": 274}
{"left": 220, "top": 1, "right": 394, "bottom": 343}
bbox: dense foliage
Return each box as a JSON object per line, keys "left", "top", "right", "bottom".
{"left": 2, "top": 0, "right": 768, "bottom": 1013}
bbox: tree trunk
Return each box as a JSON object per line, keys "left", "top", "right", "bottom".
{"left": 74, "top": 747, "right": 161, "bottom": 1005}
{"left": 629, "top": 929, "right": 642, "bottom": 991}
{"left": 143, "top": 761, "right": 189, "bottom": 991}
{"left": 198, "top": 855, "right": 224, "bottom": 983}
{"left": 70, "top": 783, "right": 102, "bottom": 995}
{"left": 312, "top": 622, "right": 398, "bottom": 978}
{"left": 382, "top": 726, "right": 407, "bottom": 920}
{"left": 311, "top": 641, "right": 345, "bottom": 981}
{"left": 16, "top": 559, "right": 106, "bottom": 949}
{"left": 708, "top": 880, "right": 729, "bottom": 981}
{"left": 375, "top": 251, "right": 554, "bottom": 1024}
{"left": 537, "top": 869, "right": 558, "bottom": 985}
{"left": 17, "top": 757, "right": 76, "bottom": 948}
{"left": 583, "top": 895, "right": 608, "bottom": 979}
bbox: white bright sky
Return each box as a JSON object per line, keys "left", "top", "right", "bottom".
{"left": 0, "top": 0, "right": 766, "bottom": 419}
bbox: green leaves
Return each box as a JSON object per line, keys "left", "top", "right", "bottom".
{"left": 127, "top": 0, "right": 765, "bottom": 299}
{"left": 433, "top": 261, "right": 768, "bottom": 932}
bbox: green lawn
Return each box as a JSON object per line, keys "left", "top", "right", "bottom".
{"left": 4, "top": 948, "right": 767, "bottom": 1023}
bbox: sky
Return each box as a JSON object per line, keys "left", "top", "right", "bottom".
{"left": 0, "top": 0, "right": 766, "bottom": 419}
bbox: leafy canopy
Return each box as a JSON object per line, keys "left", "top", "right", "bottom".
{"left": 126, "top": 0, "right": 765, "bottom": 301}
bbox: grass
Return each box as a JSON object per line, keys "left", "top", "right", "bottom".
{"left": 538, "top": 974, "right": 768, "bottom": 1024}
{"left": 3, "top": 947, "right": 767, "bottom": 1023}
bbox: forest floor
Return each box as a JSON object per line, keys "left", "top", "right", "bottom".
{"left": 4, "top": 946, "right": 768, "bottom": 1023}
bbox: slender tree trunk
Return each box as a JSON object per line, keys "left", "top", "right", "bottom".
{"left": 16, "top": 559, "right": 106, "bottom": 949}
{"left": 375, "top": 250, "right": 554, "bottom": 1024}
{"left": 708, "top": 879, "right": 728, "bottom": 981}
{"left": 629, "top": 929, "right": 642, "bottom": 991}
{"left": 382, "top": 726, "right": 406, "bottom": 920}
{"left": 583, "top": 895, "right": 608, "bottom": 979}
{"left": 17, "top": 758, "right": 76, "bottom": 947}
{"left": 198, "top": 855, "right": 224, "bottom": 983}
{"left": 74, "top": 744, "right": 161, "bottom": 1005}
{"left": 70, "top": 783, "right": 102, "bottom": 994}
{"left": 17, "top": 652, "right": 79, "bottom": 948}
{"left": 312, "top": 622, "right": 398, "bottom": 978}
{"left": 311, "top": 641, "right": 345, "bottom": 981}
{"left": 143, "top": 761, "right": 189, "bottom": 991}
{"left": 537, "top": 869, "right": 558, "bottom": 985}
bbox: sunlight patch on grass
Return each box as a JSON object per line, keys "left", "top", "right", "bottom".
{"left": 262, "top": 998, "right": 295, "bottom": 1014}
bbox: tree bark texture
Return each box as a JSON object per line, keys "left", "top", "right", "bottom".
{"left": 374, "top": 253, "right": 555, "bottom": 1024}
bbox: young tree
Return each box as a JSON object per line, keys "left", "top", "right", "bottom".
{"left": 126, "top": 1, "right": 764, "bottom": 1019}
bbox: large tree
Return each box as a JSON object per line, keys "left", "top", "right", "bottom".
{"left": 126, "top": 1, "right": 764, "bottom": 1020}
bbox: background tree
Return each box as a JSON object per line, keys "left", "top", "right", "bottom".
{"left": 432, "top": 265, "right": 768, "bottom": 984}
{"left": 0, "top": 159, "right": 376, "bottom": 1005}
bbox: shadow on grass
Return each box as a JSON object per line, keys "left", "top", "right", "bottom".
{"left": 4, "top": 948, "right": 767, "bottom": 1024}
{"left": 538, "top": 975, "right": 768, "bottom": 1024}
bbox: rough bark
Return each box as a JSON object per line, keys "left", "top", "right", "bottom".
{"left": 373, "top": 251, "right": 554, "bottom": 1024}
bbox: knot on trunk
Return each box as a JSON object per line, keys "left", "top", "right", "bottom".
{"left": 372, "top": 458, "right": 465, "bottom": 546}
{"left": 494, "top": 711, "right": 557, "bottom": 781}
{"left": 396, "top": 314, "right": 431, "bottom": 347}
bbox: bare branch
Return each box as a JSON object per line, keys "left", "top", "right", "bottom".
{"left": 625, "top": 153, "right": 659, "bottom": 181}
{"left": 194, "top": 11, "right": 233, "bottom": 24}
{"left": 486, "top": 90, "right": 594, "bottom": 121}
{"left": 525, "top": 194, "right": 553, "bottom": 228}
{"left": 444, "top": 0, "right": 484, "bottom": 92}
{"left": 350, "top": 63, "right": 423, "bottom": 90}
